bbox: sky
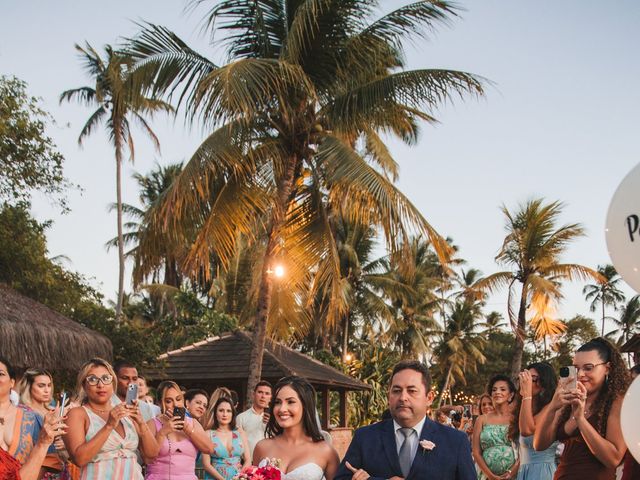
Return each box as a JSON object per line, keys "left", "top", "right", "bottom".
{"left": 2, "top": 1, "right": 640, "bottom": 334}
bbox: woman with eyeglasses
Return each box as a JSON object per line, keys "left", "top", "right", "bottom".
{"left": 17, "top": 368, "right": 71, "bottom": 479}
{"left": 0, "top": 356, "right": 66, "bottom": 480}
{"left": 63, "top": 358, "right": 159, "bottom": 479}
{"left": 516, "top": 362, "right": 557, "bottom": 479}
{"left": 534, "top": 338, "right": 631, "bottom": 480}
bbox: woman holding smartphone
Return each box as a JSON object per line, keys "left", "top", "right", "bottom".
{"left": 516, "top": 362, "right": 557, "bottom": 480}
{"left": 18, "top": 368, "right": 69, "bottom": 479}
{"left": 534, "top": 338, "right": 630, "bottom": 480}
{"left": 63, "top": 358, "right": 158, "bottom": 479}
{"left": 145, "top": 380, "right": 213, "bottom": 480}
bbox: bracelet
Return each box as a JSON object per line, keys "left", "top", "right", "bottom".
{"left": 522, "top": 396, "right": 532, "bottom": 401}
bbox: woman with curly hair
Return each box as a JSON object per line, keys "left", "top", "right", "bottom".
{"left": 473, "top": 374, "right": 519, "bottom": 480}
{"left": 516, "top": 362, "right": 557, "bottom": 479}
{"left": 534, "top": 337, "right": 630, "bottom": 479}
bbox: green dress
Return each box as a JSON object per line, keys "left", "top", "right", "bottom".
{"left": 478, "top": 424, "right": 516, "bottom": 479}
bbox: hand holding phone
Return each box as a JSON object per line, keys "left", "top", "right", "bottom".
{"left": 172, "top": 406, "right": 186, "bottom": 430}
{"left": 560, "top": 366, "right": 577, "bottom": 390}
{"left": 125, "top": 383, "right": 139, "bottom": 406}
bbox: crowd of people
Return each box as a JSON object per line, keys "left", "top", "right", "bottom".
{"left": 1, "top": 336, "right": 639, "bottom": 480}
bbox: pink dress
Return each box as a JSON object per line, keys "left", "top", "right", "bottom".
{"left": 145, "top": 417, "right": 198, "bottom": 480}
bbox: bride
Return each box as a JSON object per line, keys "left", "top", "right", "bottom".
{"left": 253, "top": 376, "right": 339, "bottom": 480}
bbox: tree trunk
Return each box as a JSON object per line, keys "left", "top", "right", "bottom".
{"left": 115, "top": 137, "right": 125, "bottom": 321}
{"left": 510, "top": 284, "right": 528, "bottom": 378}
{"left": 342, "top": 313, "right": 349, "bottom": 360}
{"left": 601, "top": 299, "right": 605, "bottom": 336}
{"left": 245, "top": 155, "right": 299, "bottom": 404}
{"left": 436, "top": 362, "right": 455, "bottom": 407}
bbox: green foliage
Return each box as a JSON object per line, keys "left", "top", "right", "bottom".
{"left": 0, "top": 76, "right": 70, "bottom": 209}
{"left": 549, "top": 315, "right": 599, "bottom": 370}
{"left": 458, "top": 331, "right": 516, "bottom": 396}
{"left": 0, "top": 202, "right": 108, "bottom": 322}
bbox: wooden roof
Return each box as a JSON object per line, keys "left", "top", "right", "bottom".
{"left": 0, "top": 284, "right": 112, "bottom": 371}
{"left": 621, "top": 333, "right": 640, "bottom": 353}
{"left": 147, "top": 330, "right": 369, "bottom": 391}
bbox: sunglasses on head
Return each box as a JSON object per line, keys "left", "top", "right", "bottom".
{"left": 85, "top": 374, "right": 113, "bottom": 386}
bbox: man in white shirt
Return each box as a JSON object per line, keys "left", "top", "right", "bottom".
{"left": 236, "top": 380, "right": 272, "bottom": 458}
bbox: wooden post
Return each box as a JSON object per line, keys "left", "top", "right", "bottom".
{"left": 339, "top": 390, "right": 348, "bottom": 427}
{"left": 321, "top": 387, "right": 330, "bottom": 430}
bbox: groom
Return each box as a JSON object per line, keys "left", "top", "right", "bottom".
{"left": 336, "top": 360, "right": 476, "bottom": 480}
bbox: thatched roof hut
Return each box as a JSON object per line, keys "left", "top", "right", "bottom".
{"left": 0, "top": 284, "right": 112, "bottom": 372}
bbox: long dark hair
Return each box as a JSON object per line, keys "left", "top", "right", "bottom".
{"left": 558, "top": 337, "right": 630, "bottom": 435}
{"left": 207, "top": 397, "right": 237, "bottom": 430}
{"left": 265, "top": 376, "right": 324, "bottom": 442}
{"left": 486, "top": 374, "right": 518, "bottom": 441}
{"left": 526, "top": 362, "right": 557, "bottom": 414}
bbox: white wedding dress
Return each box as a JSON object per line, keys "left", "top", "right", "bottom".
{"left": 258, "top": 459, "right": 325, "bottom": 480}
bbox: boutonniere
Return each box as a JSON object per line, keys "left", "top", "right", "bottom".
{"left": 420, "top": 439, "right": 436, "bottom": 452}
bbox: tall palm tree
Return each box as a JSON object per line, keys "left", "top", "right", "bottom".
{"left": 483, "top": 311, "right": 507, "bottom": 334}
{"left": 527, "top": 292, "right": 566, "bottom": 359}
{"left": 583, "top": 264, "right": 626, "bottom": 336}
{"left": 106, "top": 162, "right": 185, "bottom": 288}
{"left": 60, "top": 43, "right": 171, "bottom": 319}
{"left": 434, "top": 299, "right": 486, "bottom": 406}
{"left": 127, "top": 0, "right": 485, "bottom": 398}
{"left": 607, "top": 295, "right": 640, "bottom": 363}
{"left": 474, "top": 199, "right": 602, "bottom": 377}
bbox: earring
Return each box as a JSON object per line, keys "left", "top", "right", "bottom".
{"left": 605, "top": 374, "right": 609, "bottom": 384}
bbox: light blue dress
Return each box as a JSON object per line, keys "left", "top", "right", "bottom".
{"left": 516, "top": 435, "right": 557, "bottom": 480}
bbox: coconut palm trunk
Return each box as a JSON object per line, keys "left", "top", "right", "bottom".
{"left": 246, "top": 155, "right": 299, "bottom": 403}
{"left": 602, "top": 299, "right": 606, "bottom": 336}
{"left": 510, "top": 286, "right": 528, "bottom": 378}
{"left": 437, "top": 362, "right": 454, "bottom": 407}
{"left": 115, "top": 128, "right": 125, "bottom": 321}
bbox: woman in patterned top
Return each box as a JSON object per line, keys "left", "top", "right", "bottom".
{"left": 63, "top": 358, "right": 158, "bottom": 479}
{"left": 473, "top": 374, "right": 519, "bottom": 480}
{"left": 0, "top": 356, "right": 66, "bottom": 480}
{"left": 202, "top": 397, "right": 250, "bottom": 480}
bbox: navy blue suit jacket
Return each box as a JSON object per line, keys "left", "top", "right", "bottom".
{"left": 335, "top": 418, "right": 476, "bottom": 480}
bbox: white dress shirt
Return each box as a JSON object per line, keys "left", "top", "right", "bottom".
{"left": 393, "top": 415, "right": 426, "bottom": 461}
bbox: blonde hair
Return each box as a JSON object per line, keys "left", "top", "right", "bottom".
{"left": 75, "top": 358, "right": 117, "bottom": 405}
{"left": 156, "top": 381, "right": 182, "bottom": 414}
{"left": 18, "top": 368, "right": 53, "bottom": 407}
{"left": 203, "top": 387, "right": 232, "bottom": 429}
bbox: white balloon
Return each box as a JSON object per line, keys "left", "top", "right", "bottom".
{"left": 606, "top": 162, "right": 640, "bottom": 293}
{"left": 621, "top": 375, "right": 640, "bottom": 463}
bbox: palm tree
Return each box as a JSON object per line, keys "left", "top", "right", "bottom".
{"left": 483, "top": 311, "right": 507, "bottom": 334}
{"left": 434, "top": 299, "right": 486, "bottom": 406}
{"left": 127, "top": 0, "right": 485, "bottom": 398}
{"left": 106, "top": 162, "right": 185, "bottom": 288}
{"left": 528, "top": 292, "right": 566, "bottom": 359}
{"left": 474, "top": 199, "right": 602, "bottom": 377}
{"left": 60, "top": 43, "right": 171, "bottom": 319}
{"left": 583, "top": 264, "right": 626, "bottom": 336}
{"left": 607, "top": 295, "right": 640, "bottom": 364}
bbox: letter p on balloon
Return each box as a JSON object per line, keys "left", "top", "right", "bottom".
{"left": 626, "top": 214, "right": 640, "bottom": 242}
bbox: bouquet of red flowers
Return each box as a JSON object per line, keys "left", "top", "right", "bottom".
{"left": 233, "top": 459, "right": 282, "bottom": 480}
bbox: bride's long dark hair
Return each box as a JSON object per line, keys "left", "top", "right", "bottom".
{"left": 265, "top": 376, "right": 324, "bottom": 442}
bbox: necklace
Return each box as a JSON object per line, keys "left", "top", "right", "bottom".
{"left": 89, "top": 404, "right": 110, "bottom": 414}
{"left": 0, "top": 404, "right": 13, "bottom": 426}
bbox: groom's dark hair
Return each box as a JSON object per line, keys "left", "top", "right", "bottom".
{"left": 391, "top": 360, "right": 432, "bottom": 392}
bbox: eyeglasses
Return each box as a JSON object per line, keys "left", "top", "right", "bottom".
{"left": 85, "top": 374, "right": 113, "bottom": 386}
{"left": 572, "top": 362, "right": 607, "bottom": 374}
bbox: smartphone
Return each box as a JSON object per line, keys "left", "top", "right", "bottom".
{"left": 463, "top": 404, "right": 472, "bottom": 418}
{"left": 172, "top": 406, "right": 186, "bottom": 429}
{"left": 125, "top": 383, "right": 139, "bottom": 406}
{"left": 560, "top": 365, "right": 577, "bottom": 390}
{"left": 58, "top": 391, "right": 68, "bottom": 418}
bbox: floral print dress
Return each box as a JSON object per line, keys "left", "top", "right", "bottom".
{"left": 205, "top": 429, "right": 243, "bottom": 480}
{"left": 478, "top": 423, "right": 516, "bottom": 479}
